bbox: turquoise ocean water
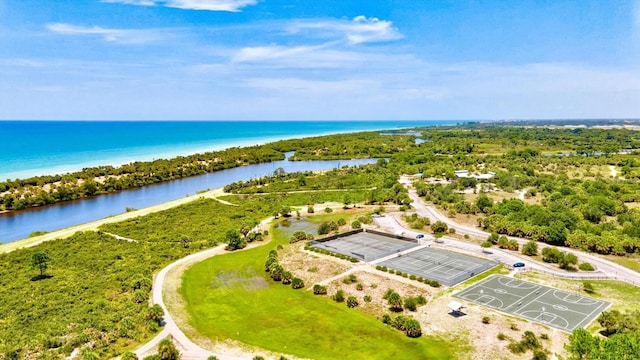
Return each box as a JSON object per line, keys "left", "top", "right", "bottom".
{"left": 0, "top": 120, "right": 459, "bottom": 181}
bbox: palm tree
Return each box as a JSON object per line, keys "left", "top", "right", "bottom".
{"left": 387, "top": 292, "right": 403, "bottom": 312}
{"left": 157, "top": 339, "right": 180, "bottom": 360}
{"left": 281, "top": 271, "right": 292, "bottom": 284}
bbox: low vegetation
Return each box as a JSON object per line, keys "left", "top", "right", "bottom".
{"left": 6, "top": 124, "right": 640, "bottom": 358}
{"left": 180, "top": 222, "right": 451, "bottom": 359}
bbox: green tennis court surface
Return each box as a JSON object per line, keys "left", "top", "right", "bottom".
{"left": 311, "top": 232, "right": 418, "bottom": 261}
{"left": 377, "top": 247, "right": 497, "bottom": 286}
{"left": 454, "top": 275, "right": 610, "bottom": 332}
{"left": 311, "top": 231, "right": 497, "bottom": 286}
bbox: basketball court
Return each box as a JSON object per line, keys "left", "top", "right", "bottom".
{"left": 454, "top": 275, "right": 610, "bottom": 331}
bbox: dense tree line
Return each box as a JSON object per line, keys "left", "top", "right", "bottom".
{"left": 7, "top": 125, "right": 640, "bottom": 213}
{"left": 402, "top": 127, "right": 640, "bottom": 257}
{"left": 0, "top": 131, "right": 418, "bottom": 212}
{"left": 0, "top": 145, "right": 284, "bottom": 211}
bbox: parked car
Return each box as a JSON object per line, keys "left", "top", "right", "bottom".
{"left": 513, "top": 262, "right": 525, "bottom": 268}
{"left": 416, "top": 234, "right": 425, "bottom": 239}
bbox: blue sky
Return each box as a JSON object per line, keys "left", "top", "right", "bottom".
{"left": 1, "top": 0, "right": 638, "bottom": 120}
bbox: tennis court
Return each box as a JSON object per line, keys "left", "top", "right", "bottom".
{"left": 311, "top": 232, "right": 418, "bottom": 261}
{"left": 377, "top": 247, "right": 498, "bottom": 286}
{"left": 454, "top": 275, "right": 610, "bottom": 332}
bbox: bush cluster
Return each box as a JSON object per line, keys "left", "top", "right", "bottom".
{"left": 375, "top": 266, "right": 440, "bottom": 287}
{"left": 264, "top": 250, "right": 304, "bottom": 289}
{"left": 289, "top": 230, "right": 314, "bottom": 244}
{"left": 541, "top": 246, "right": 578, "bottom": 270}
{"left": 381, "top": 313, "right": 422, "bottom": 338}
{"left": 306, "top": 245, "right": 360, "bottom": 262}
{"left": 507, "top": 331, "right": 541, "bottom": 354}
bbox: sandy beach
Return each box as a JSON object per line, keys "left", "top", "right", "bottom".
{"left": 0, "top": 187, "right": 227, "bottom": 253}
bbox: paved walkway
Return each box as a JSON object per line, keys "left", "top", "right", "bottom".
{"left": 134, "top": 216, "right": 275, "bottom": 360}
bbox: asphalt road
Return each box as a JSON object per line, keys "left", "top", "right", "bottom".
{"left": 393, "top": 175, "right": 640, "bottom": 286}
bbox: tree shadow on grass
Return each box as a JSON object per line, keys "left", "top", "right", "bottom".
{"left": 30, "top": 274, "right": 53, "bottom": 281}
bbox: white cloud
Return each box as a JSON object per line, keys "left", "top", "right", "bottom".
{"left": 46, "top": 23, "right": 162, "bottom": 44}
{"left": 101, "top": 0, "right": 257, "bottom": 12}
{"left": 231, "top": 43, "right": 372, "bottom": 68}
{"left": 287, "top": 16, "right": 403, "bottom": 44}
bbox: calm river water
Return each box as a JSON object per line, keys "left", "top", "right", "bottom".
{"left": 0, "top": 155, "right": 377, "bottom": 243}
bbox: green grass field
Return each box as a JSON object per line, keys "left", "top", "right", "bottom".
{"left": 181, "top": 221, "right": 452, "bottom": 360}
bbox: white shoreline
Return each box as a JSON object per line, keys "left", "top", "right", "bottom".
{"left": 0, "top": 124, "right": 425, "bottom": 181}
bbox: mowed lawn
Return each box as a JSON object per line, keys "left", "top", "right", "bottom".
{"left": 181, "top": 225, "right": 451, "bottom": 360}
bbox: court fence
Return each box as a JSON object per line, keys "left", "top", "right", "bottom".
{"left": 518, "top": 267, "right": 640, "bottom": 286}
{"left": 440, "top": 260, "right": 498, "bottom": 287}
{"left": 365, "top": 228, "right": 418, "bottom": 244}
{"left": 309, "top": 228, "right": 363, "bottom": 245}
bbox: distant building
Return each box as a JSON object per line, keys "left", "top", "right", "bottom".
{"left": 454, "top": 170, "right": 495, "bottom": 180}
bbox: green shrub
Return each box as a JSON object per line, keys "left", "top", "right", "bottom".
{"left": 313, "top": 284, "right": 327, "bottom": 295}
{"left": 291, "top": 277, "right": 305, "bottom": 289}
{"left": 404, "top": 297, "right": 418, "bottom": 312}
{"left": 363, "top": 295, "right": 372, "bottom": 303}
{"left": 332, "top": 289, "right": 345, "bottom": 303}
{"left": 346, "top": 296, "right": 359, "bottom": 308}
{"left": 482, "top": 316, "right": 490, "bottom": 324}
{"left": 532, "top": 350, "right": 548, "bottom": 360}
{"left": 582, "top": 281, "right": 595, "bottom": 294}
{"left": 342, "top": 274, "right": 358, "bottom": 285}
{"left": 579, "top": 262, "right": 595, "bottom": 271}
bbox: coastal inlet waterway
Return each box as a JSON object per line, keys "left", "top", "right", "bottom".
{"left": 0, "top": 155, "right": 378, "bottom": 243}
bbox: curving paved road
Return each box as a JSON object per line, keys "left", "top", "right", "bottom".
{"left": 134, "top": 244, "right": 246, "bottom": 360}
{"left": 134, "top": 217, "right": 275, "bottom": 360}
{"left": 395, "top": 175, "right": 640, "bottom": 286}
{"left": 133, "top": 180, "right": 640, "bottom": 359}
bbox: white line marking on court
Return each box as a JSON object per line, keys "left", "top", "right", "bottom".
{"left": 535, "top": 300, "right": 592, "bottom": 316}
{"left": 513, "top": 288, "right": 551, "bottom": 314}
{"left": 503, "top": 285, "right": 544, "bottom": 312}
{"left": 573, "top": 301, "right": 609, "bottom": 330}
